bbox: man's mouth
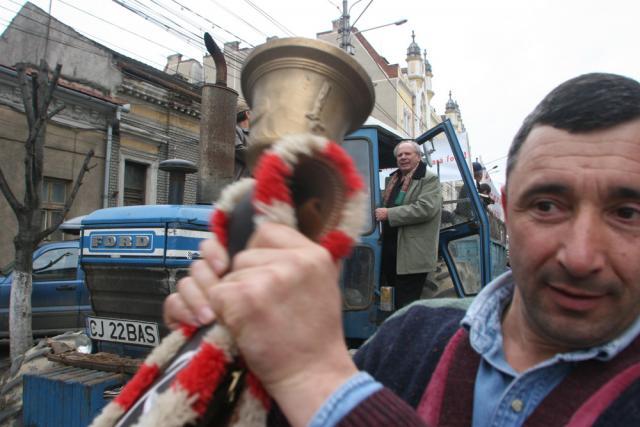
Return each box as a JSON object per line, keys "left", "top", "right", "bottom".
{"left": 547, "top": 283, "right": 608, "bottom": 312}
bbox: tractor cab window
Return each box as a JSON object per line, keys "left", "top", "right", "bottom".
{"left": 342, "top": 138, "right": 374, "bottom": 234}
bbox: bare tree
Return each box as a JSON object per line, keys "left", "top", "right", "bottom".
{"left": 0, "top": 60, "right": 94, "bottom": 362}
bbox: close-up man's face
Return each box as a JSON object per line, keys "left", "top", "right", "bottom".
{"left": 504, "top": 119, "right": 640, "bottom": 349}
{"left": 395, "top": 142, "right": 421, "bottom": 174}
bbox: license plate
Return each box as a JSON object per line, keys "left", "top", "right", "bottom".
{"left": 86, "top": 316, "right": 159, "bottom": 347}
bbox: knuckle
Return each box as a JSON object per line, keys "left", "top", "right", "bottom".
{"left": 189, "top": 259, "right": 207, "bottom": 276}
{"left": 176, "top": 276, "right": 192, "bottom": 293}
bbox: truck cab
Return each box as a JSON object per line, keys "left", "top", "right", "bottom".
{"left": 79, "top": 119, "right": 507, "bottom": 354}
{"left": 339, "top": 119, "right": 508, "bottom": 342}
{"left": 0, "top": 240, "right": 89, "bottom": 338}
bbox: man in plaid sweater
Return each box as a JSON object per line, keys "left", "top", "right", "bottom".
{"left": 165, "top": 73, "right": 640, "bottom": 426}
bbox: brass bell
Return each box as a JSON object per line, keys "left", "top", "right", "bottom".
{"left": 241, "top": 37, "right": 375, "bottom": 169}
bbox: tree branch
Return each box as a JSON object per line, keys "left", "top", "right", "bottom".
{"left": 37, "top": 149, "right": 94, "bottom": 241}
{"left": 16, "top": 64, "right": 35, "bottom": 132}
{"left": 46, "top": 104, "right": 65, "bottom": 121}
{"left": 44, "top": 63, "right": 62, "bottom": 107}
{"left": 0, "top": 165, "right": 24, "bottom": 216}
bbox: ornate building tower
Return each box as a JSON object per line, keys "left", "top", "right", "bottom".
{"left": 405, "top": 31, "right": 426, "bottom": 135}
{"left": 444, "top": 90, "right": 465, "bottom": 132}
{"left": 423, "top": 49, "right": 435, "bottom": 129}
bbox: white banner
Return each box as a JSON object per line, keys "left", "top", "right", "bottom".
{"left": 427, "top": 132, "right": 472, "bottom": 182}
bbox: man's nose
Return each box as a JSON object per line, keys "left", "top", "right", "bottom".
{"left": 556, "top": 208, "right": 606, "bottom": 278}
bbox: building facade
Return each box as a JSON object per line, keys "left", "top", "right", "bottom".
{"left": 0, "top": 2, "right": 205, "bottom": 265}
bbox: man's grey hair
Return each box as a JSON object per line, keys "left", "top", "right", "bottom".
{"left": 393, "top": 140, "right": 421, "bottom": 157}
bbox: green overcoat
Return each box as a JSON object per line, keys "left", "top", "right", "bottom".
{"left": 387, "top": 165, "right": 442, "bottom": 274}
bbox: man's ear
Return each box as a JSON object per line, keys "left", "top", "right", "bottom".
{"left": 501, "top": 185, "right": 508, "bottom": 222}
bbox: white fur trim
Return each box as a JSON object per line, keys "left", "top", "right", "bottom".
{"left": 89, "top": 401, "right": 125, "bottom": 427}
{"left": 270, "top": 134, "right": 329, "bottom": 166}
{"left": 145, "top": 329, "right": 189, "bottom": 367}
{"left": 229, "top": 387, "right": 268, "bottom": 427}
{"left": 203, "top": 324, "right": 237, "bottom": 361}
{"left": 253, "top": 200, "right": 297, "bottom": 228}
{"left": 216, "top": 178, "right": 255, "bottom": 213}
{"left": 133, "top": 385, "right": 199, "bottom": 427}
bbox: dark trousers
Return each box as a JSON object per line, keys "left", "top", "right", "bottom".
{"left": 382, "top": 250, "right": 427, "bottom": 309}
{"left": 394, "top": 273, "right": 427, "bottom": 309}
{"left": 381, "top": 223, "right": 427, "bottom": 310}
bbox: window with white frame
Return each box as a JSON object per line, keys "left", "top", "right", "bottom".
{"left": 403, "top": 107, "right": 412, "bottom": 136}
{"left": 118, "top": 149, "right": 158, "bottom": 206}
{"left": 124, "top": 160, "right": 147, "bottom": 206}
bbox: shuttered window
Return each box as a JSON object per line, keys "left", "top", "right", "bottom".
{"left": 123, "top": 161, "right": 147, "bottom": 206}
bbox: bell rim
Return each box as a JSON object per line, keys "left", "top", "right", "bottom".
{"left": 241, "top": 37, "right": 375, "bottom": 134}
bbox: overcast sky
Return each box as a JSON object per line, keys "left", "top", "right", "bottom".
{"left": 2, "top": 0, "right": 640, "bottom": 185}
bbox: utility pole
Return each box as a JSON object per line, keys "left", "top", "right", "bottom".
{"left": 340, "top": 0, "right": 352, "bottom": 53}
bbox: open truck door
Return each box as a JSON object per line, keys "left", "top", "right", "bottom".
{"left": 417, "top": 120, "right": 496, "bottom": 298}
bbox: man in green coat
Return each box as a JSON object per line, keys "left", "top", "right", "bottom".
{"left": 375, "top": 140, "right": 442, "bottom": 309}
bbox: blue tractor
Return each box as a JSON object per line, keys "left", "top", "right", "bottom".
{"left": 79, "top": 119, "right": 507, "bottom": 353}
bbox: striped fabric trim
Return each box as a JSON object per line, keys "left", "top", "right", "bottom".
{"left": 416, "top": 328, "right": 467, "bottom": 425}
{"left": 336, "top": 389, "right": 425, "bottom": 426}
{"left": 568, "top": 361, "right": 640, "bottom": 426}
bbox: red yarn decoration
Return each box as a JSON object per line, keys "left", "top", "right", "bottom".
{"left": 180, "top": 324, "right": 199, "bottom": 338}
{"left": 319, "top": 230, "right": 354, "bottom": 260}
{"left": 253, "top": 154, "right": 293, "bottom": 206}
{"left": 322, "top": 142, "right": 364, "bottom": 196}
{"left": 174, "top": 342, "right": 229, "bottom": 416}
{"left": 114, "top": 363, "right": 160, "bottom": 411}
{"left": 247, "top": 372, "right": 271, "bottom": 410}
{"left": 210, "top": 210, "right": 229, "bottom": 249}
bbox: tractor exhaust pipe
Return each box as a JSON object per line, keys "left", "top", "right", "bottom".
{"left": 197, "top": 33, "right": 238, "bottom": 204}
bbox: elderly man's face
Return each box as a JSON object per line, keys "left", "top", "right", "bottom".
{"left": 504, "top": 119, "right": 640, "bottom": 349}
{"left": 396, "top": 142, "right": 421, "bottom": 174}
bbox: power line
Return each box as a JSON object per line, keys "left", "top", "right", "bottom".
{"left": 372, "top": 102, "right": 412, "bottom": 137}
{"left": 206, "top": 0, "right": 270, "bottom": 39}
{"left": 6, "top": 0, "right": 426, "bottom": 138}
{"left": 0, "top": 15, "right": 110, "bottom": 59}
{"left": 112, "top": 0, "right": 247, "bottom": 74}
{"left": 350, "top": 0, "right": 373, "bottom": 29}
{"left": 56, "top": 0, "right": 208, "bottom": 61}
{"left": 2, "top": 2, "right": 167, "bottom": 68}
{"left": 483, "top": 154, "right": 508, "bottom": 166}
{"left": 242, "top": 0, "right": 295, "bottom": 37}
{"left": 0, "top": 17, "right": 206, "bottom": 101}
{"left": 364, "top": 44, "right": 426, "bottom": 134}
{"left": 170, "top": 0, "right": 255, "bottom": 48}
{"left": 325, "top": 0, "right": 341, "bottom": 12}
{"left": 150, "top": 0, "right": 253, "bottom": 66}
{"left": 54, "top": 0, "right": 249, "bottom": 75}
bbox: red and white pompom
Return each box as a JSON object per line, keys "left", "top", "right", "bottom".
{"left": 91, "top": 133, "right": 366, "bottom": 427}
{"left": 213, "top": 133, "right": 366, "bottom": 260}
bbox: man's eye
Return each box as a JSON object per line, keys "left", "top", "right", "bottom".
{"left": 616, "top": 206, "right": 640, "bottom": 220}
{"left": 534, "top": 200, "right": 556, "bottom": 212}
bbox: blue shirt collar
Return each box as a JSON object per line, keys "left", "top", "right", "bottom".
{"left": 462, "top": 269, "right": 640, "bottom": 366}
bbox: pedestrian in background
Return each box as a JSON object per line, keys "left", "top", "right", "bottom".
{"left": 234, "top": 99, "right": 251, "bottom": 180}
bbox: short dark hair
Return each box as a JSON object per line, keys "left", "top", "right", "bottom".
{"left": 506, "top": 73, "right": 640, "bottom": 179}
{"left": 478, "top": 183, "right": 492, "bottom": 194}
